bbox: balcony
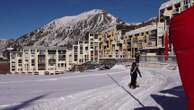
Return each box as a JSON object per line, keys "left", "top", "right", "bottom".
{"left": 160, "top": 15, "right": 165, "bottom": 22}
{"left": 172, "top": 8, "right": 180, "bottom": 16}
{"left": 48, "top": 55, "right": 55, "bottom": 59}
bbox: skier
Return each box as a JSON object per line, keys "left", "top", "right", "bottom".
{"left": 129, "top": 62, "right": 142, "bottom": 89}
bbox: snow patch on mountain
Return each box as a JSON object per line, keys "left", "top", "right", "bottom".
{"left": 15, "top": 9, "right": 129, "bottom": 47}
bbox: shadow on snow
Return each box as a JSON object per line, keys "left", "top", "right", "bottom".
{"left": 2, "top": 94, "right": 48, "bottom": 110}
{"left": 135, "top": 86, "right": 187, "bottom": 110}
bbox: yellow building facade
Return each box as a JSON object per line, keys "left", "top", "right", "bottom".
{"left": 99, "top": 30, "right": 126, "bottom": 59}
{"left": 158, "top": 0, "right": 194, "bottom": 53}
{"left": 124, "top": 24, "right": 158, "bottom": 58}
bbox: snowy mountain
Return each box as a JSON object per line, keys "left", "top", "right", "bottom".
{"left": 15, "top": 9, "right": 131, "bottom": 47}
{"left": 0, "top": 39, "right": 14, "bottom": 58}
{"left": 0, "top": 39, "right": 9, "bottom": 50}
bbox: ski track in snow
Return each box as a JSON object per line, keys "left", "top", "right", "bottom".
{"left": 0, "top": 63, "right": 182, "bottom": 110}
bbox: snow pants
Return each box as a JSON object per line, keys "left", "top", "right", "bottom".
{"left": 130, "top": 73, "right": 137, "bottom": 88}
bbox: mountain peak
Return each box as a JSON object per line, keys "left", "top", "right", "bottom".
{"left": 81, "top": 9, "right": 106, "bottom": 15}
{"left": 16, "top": 9, "right": 129, "bottom": 47}
{"left": 46, "top": 9, "right": 115, "bottom": 30}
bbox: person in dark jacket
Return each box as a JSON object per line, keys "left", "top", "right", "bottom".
{"left": 129, "top": 62, "right": 142, "bottom": 89}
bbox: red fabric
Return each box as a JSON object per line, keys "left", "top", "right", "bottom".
{"left": 170, "top": 6, "right": 194, "bottom": 110}
{"left": 164, "top": 32, "right": 169, "bottom": 61}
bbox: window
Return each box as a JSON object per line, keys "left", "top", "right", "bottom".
{"left": 11, "top": 62, "right": 15, "bottom": 71}
{"left": 31, "top": 50, "right": 35, "bottom": 54}
{"left": 61, "top": 63, "right": 64, "bottom": 67}
{"left": 38, "top": 55, "right": 45, "bottom": 64}
{"left": 85, "top": 41, "right": 89, "bottom": 44}
{"left": 49, "top": 59, "right": 56, "bottom": 66}
{"left": 18, "top": 68, "right": 22, "bottom": 71}
{"left": 11, "top": 54, "right": 16, "bottom": 59}
{"left": 58, "top": 50, "right": 66, "bottom": 54}
{"left": 94, "top": 34, "right": 98, "bottom": 39}
{"left": 184, "top": 0, "right": 189, "bottom": 5}
{"left": 175, "top": 3, "right": 181, "bottom": 9}
{"left": 80, "top": 46, "right": 83, "bottom": 54}
{"left": 160, "top": 9, "right": 164, "bottom": 15}
{"left": 18, "top": 53, "right": 22, "bottom": 57}
{"left": 31, "top": 54, "right": 35, "bottom": 57}
{"left": 167, "top": 6, "right": 173, "bottom": 10}
{"left": 59, "top": 55, "right": 66, "bottom": 61}
{"left": 74, "top": 55, "right": 78, "bottom": 61}
{"left": 79, "top": 59, "right": 83, "bottom": 63}
{"left": 135, "top": 34, "right": 139, "bottom": 36}
{"left": 31, "top": 59, "right": 35, "bottom": 66}
{"left": 24, "top": 50, "right": 29, "bottom": 54}
{"left": 85, "top": 47, "right": 88, "bottom": 51}
{"left": 39, "top": 50, "right": 45, "bottom": 55}
{"left": 48, "top": 50, "right": 56, "bottom": 54}
{"left": 18, "top": 59, "right": 22, "bottom": 63}
{"left": 91, "top": 51, "right": 93, "bottom": 54}
{"left": 58, "top": 63, "right": 64, "bottom": 68}
{"left": 74, "top": 46, "right": 78, "bottom": 53}
{"left": 11, "top": 62, "right": 15, "bottom": 65}
{"left": 184, "top": 0, "right": 189, "bottom": 9}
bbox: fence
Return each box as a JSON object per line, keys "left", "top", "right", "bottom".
{"left": 140, "top": 55, "right": 177, "bottom": 64}
{"left": 100, "top": 55, "right": 177, "bottom": 66}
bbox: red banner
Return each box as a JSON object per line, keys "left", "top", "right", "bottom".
{"left": 170, "top": 6, "right": 194, "bottom": 110}
{"left": 164, "top": 32, "right": 169, "bottom": 61}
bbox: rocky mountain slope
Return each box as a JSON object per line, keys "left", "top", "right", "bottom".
{"left": 0, "top": 39, "right": 14, "bottom": 58}
{"left": 15, "top": 9, "right": 131, "bottom": 47}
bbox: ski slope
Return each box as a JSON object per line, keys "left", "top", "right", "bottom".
{"left": 0, "top": 63, "right": 186, "bottom": 110}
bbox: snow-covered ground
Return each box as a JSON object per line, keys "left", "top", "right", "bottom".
{"left": 0, "top": 63, "right": 187, "bottom": 110}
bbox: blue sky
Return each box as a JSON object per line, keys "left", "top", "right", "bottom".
{"left": 0, "top": 0, "right": 165, "bottom": 39}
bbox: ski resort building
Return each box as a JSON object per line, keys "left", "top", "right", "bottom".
{"left": 124, "top": 24, "right": 159, "bottom": 58}
{"left": 72, "top": 33, "right": 100, "bottom": 65}
{"left": 99, "top": 31, "right": 125, "bottom": 59}
{"left": 159, "top": 0, "right": 194, "bottom": 27}
{"left": 98, "top": 25, "right": 134, "bottom": 59}
{"left": 10, "top": 33, "right": 100, "bottom": 75}
{"left": 72, "top": 41, "right": 90, "bottom": 65}
{"left": 158, "top": 0, "right": 194, "bottom": 55}
{"left": 10, "top": 47, "right": 73, "bottom": 75}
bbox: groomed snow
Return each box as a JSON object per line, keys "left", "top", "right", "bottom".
{"left": 0, "top": 63, "right": 186, "bottom": 110}
{"left": 111, "top": 64, "right": 127, "bottom": 70}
